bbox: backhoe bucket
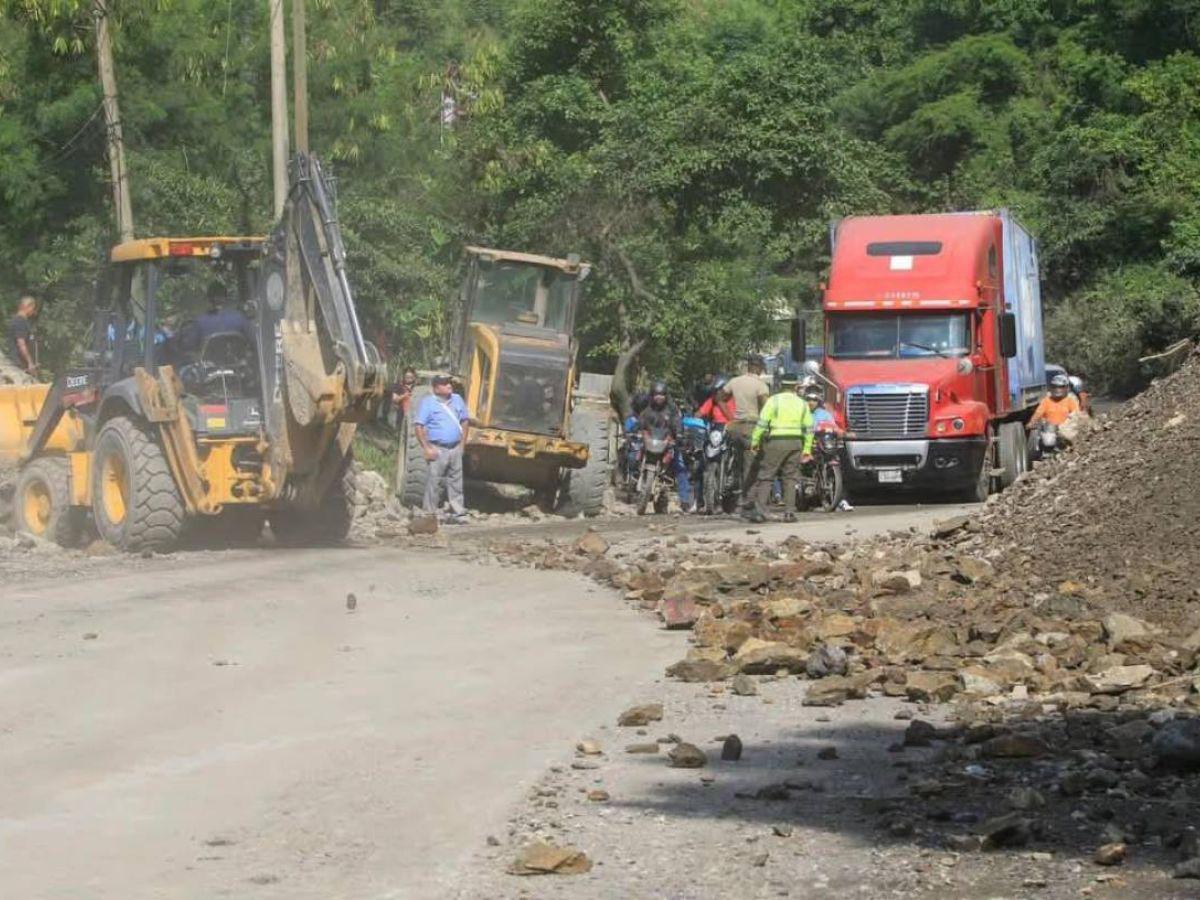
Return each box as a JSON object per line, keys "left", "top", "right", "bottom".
{"left": 0, "top": 384, "right": 84, "bottom": 464}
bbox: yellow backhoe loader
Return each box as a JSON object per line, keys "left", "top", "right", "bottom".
{"left": 396, "top": 247, "right": 613, "bottom": 516}
{"left": 1, "top": 154, "right": 383, "bottom": 551}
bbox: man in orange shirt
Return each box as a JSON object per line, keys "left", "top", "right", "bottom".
{"left": 1029, "top": 373, "right": 1080, "bottom": 430}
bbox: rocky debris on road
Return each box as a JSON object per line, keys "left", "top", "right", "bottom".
{"left": 667, "top": 742, "right": 707, "bottom": 768}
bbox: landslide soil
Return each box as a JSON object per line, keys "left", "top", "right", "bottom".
{"left": 983, "top": 357, "right": 1200, "bottom": 629}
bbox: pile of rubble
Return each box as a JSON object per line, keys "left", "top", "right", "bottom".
{"left": 492, "top": 526, "right": 1200, "bottom": 718}
{"left": 979, "top": 355, "right": 1200, "bottom": 628}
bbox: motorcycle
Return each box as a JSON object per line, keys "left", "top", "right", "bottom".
{"left": 617, "top": 415, "right": 646, "bottom": 500}
{"left": 1031, "top": 420, "right": 1061, "bottom": 461}
{"left": 636, "top": 424, "right": 676, "bottom": 515}
{"left": 701, "top": 425, "right": 742, "bottom": 514}
{"left": 795, "top": 424, "right": 845, "bottom": 513}
{"left": 679, "top": 415, "right": 708, "bottom": 512}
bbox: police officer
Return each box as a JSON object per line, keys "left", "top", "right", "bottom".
{"left": 744, "top": 373, "right": 813, "bottom": 523}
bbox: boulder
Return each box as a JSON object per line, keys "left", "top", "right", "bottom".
{"left": 1152, "top": 718, "right": 1200, "bottom": 771}
{"left": 660, "top": 594, "right": 699, "bottom": 630}
{"left": 1103, "top": 613, "right": 1153, "bottom": 648}
{"left": 806, "top": 642, "right": 848, "bottom": 678}
{"left": 873, "top": 569, "right": 922, "bottom": 593}
{"left": 1085, "top": 664, "right": 1155, "bottom": 694}
{"left": 574, "top": 531, "right": 609, "bottom": 557}
{"left": 668, "top": 742, "right": 708, "bottom": 768}
{"left": 813, "top": 613, "right": 857, "bottom": 639}
{"left": 904, "top": 671, "right": 957, "bottom": 702}
{"left": 734, "top": 638, "right": 807, "bottom": 674}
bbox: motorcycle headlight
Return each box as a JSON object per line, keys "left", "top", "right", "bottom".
{"left": 820, "top": 432, "right": 838, "bottom": 452}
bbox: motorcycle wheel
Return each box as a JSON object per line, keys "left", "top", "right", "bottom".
{"left": 819, "top": 462, "right": 844, "bottom": 513}
{"left": 654, "top": 491, "right": 669, "bottom": 515}
{"left": 702, "top": 464, "right": 721, "bottom": 515}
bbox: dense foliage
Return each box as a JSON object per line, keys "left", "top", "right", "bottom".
{"left": 2, "top": 0, "right": 1199, "bottom": 393}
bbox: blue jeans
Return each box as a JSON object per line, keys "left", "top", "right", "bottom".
{"left": 673, "top": 452, "right": 693, "bottom": 506}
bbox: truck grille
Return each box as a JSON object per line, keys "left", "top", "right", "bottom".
{"left": 846, "top": 387, "right": 928, "bottom": 440}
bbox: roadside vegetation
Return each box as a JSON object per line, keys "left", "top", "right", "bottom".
{"left": 2, "top": 0, "right": 1199, "bottom": 393}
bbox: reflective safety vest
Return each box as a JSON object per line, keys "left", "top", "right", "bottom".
{"left": 752, "top": 391, "right": 813, "bottom": 450}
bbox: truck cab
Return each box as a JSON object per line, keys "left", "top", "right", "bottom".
{"left": 817, "top": 211, "right": 1045, "bottom": 499}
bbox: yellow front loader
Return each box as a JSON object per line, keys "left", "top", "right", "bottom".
{"left": 1, "top": 154, "right": 383, "bottom": 551}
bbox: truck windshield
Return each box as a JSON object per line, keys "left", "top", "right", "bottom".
{"left": 827, "top": 313, "right": 971, "bottom": 359}
{"left": 473, "top": 260, "right": 574, "bottom": 333}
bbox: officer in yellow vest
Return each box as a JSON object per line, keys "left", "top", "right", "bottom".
{"left": 744, "top": 373, "right": 813, "bottom": 523}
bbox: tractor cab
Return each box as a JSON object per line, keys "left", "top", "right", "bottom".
{"left": 453, "top": 247, "right": 590, "bottom": 437}
{"left": 98, "top": 237, "right": 266, "bottom": 436}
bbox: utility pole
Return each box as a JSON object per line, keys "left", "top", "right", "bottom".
{"left": 94, "top": 0, "right": 134, "bottom": 243}
{"left": 269, "top": 0, "right": 289, "bottom": 217}
{"left": 292, "top": 0, "right": 309, "bottom": 155}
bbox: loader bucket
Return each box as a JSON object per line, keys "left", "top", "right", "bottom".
{"left": 0, "top": 384, "right": 84, "bottom": 464}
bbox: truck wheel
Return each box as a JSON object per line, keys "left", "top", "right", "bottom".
{"left": 558, "top": 401, "right": 612, "bottom": 518}
{"left": 960, "top": 429, "right": 993, "bottom": 503}
{"left": 997, "top": 421, "right": 1028, "bottom": 489}
{"left": 14, "top": 457, "right": 84, "bottom": 547}
{"left": 395, "top": 388, "right": 431, "bottom": 509}
{"left": 92, "top": 416, "right": 185, "bottom": 552}
{"left": 270, "top": 453, "right": 357, "bottom": 545}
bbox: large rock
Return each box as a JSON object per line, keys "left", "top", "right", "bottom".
{"left": 805, "top": 642, "right": 848, "bottom": 678}
{"left": 763, "top": 596, "right": 810, "bottom": 620}
{"left": 814, "top": 613, "right": 857, "bottom": 640}
{"left": 873, "top": 569, "right": 922, "bottom": 593}
{"left": 668, "top": 742, "right": 707, "bottom": 768}
{"left": 667, "top": 648, "right": 734, "bottom": 682}
{"left": 1152, "top": 718, "right": 1200, "bottom": 771}
{"left": 660, "top": 594, "right": 699, "bottom": 630}
{"left": 574, "top": 530, "right": 609, "bottom": 557}
{"left": 733, "top": 638, "right": 807, "bottom": 674}
{"left": 803, "top": 674, "right": 866, "bottom": 707}
{"left": 509, "top": 842, "right": 593, "bottom": 876}
{"left": 904, "top": 671, "right": 958, "bottom": 702}
{"left": 1103, "top": 613, "right": 1153, "bottom": 648}
{"left": 1084, "top": 664, "right": 1155, "bottom": 694}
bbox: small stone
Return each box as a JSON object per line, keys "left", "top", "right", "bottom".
{"left": 904, "top": 720, "right": 939, "bottom": 747}
{"left": 576, "top": 740, "right": 602, "bottom": 756}
{"left": 732, "top": 673, "right": 758, "bottom": 696}
{"left": 805, "top": 642, "right": 849, "bottom": 678}
{"left": 816, "top": 746, "right": 838, "bottom": 760}
{"left": 944, "top": 834, "right": 982, "bottom": 852}
{"left": 1093, "top": 843, "right": 1126, "bottom": 866}
{"left": 625, "top": 743, "right": 659, "bottom": 754}
{"left": 618, "top": 703, "right": 664, "bottom": 727}
{"left": 751, "top": 851, "right": 769, "bottom": 867}
{"left": 487, "top": 835, "right": 501, "bottom": 846}
{"left": 1102, "top": 613, "right": 1151, "bottom": 647}
{"left": 345, "top": 592, "right": 357, "bottom": 611}
{"left": 81, "top": 632, "right": 99, "bottom": 640}
{"left": 1008, "top": 787, "right": 1046, "bottom": 811}
{"left": 570, "top": 760, "right": 600, "bottom": 770}
{"left": 772, "top": 824, "right": 793, "bottom": 837}
{"left": 587, "top": 790, "right": 609, "bottom": 802}
{"left": 980, "top": 813, "right": 1032, "bottom": 849}
{"left": 668, "top": 742, "right": 708, "bottom": 768}
{"left": 721, "top": 734, "right": 743, "bottom": 762}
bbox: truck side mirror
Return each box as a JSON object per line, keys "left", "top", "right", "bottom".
{"left": 999, "top": 312, "right": 1017, "bottom": 359}
{"left": 791, "top": 317, "right": 806, "bottom": 364}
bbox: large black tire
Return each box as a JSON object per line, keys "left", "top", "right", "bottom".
{"left": 395, "top": 387, "right": 431, "bottom": 509}
{"left": 959, "top": 428, "right": 993, "bottom": 503}
{"left": 269, "top": 453, "right": 357, "bottom": 546}
{"left": 14, "top": 456, "right": 84, "bottom": 547}
{"left": 92, "top": 416, "right": 185, "bottom": 552}
{"left": 558, "top": 402, "right": 612, "bottom": 518}
{"left": 997, "top": 421, "right": 1028, "bottom": 489}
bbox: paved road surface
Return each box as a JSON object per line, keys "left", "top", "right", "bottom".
{"left": 0, "top": 502, "right": 969, "bottom": 899}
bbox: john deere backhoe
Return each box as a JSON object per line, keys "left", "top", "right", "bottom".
{"left": 395, "top": 247, "right": 613, "bottom": 516}
{"left": 1, "top": 154, "right": 383, "bottom": 551}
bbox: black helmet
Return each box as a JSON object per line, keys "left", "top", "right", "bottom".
{"left": 650, "top": 379, "right": 668, "bottom": 396}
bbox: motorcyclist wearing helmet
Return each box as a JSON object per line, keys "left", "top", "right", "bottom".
{"left": 1029, "top": 373, "right": 1081, "bottom": 431}
{"left": 803, "top": 380, "right": 835, "bottom": 429}
{"left": 1068, "top": 374, "right": 1092, "bottom": 416}
{"left": 636, "top": 380, "right": 693, "bottom": 509}
{"left": 696, "top": 375, "right": 736, "bottom": 426}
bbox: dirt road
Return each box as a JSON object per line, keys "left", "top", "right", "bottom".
{"left": 0, "top": 503, "right": 966, "bottom": 899}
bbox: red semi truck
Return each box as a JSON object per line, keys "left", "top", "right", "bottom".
{"left": 803, "top": 210, "right": 1047, "bottom": 500}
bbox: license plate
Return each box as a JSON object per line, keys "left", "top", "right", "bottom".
{"left": 877, "top": 469, "right": 902, "bottom": 484}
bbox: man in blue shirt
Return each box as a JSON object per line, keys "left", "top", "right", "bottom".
{"left": 414, "top": 374, "right": 472, "bottom": 523}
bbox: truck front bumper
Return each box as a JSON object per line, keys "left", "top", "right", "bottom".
{"left": 844, "top": 437, "right": 987, "bottom": 491}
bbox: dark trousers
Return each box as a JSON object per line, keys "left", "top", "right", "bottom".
{"left": 751, "top": 438, "right": 805, "bottom": 517}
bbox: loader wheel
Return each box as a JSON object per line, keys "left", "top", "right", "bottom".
{"left": 14, "top": 457, "right": 84, "bottom": 547}
{"left": 395, "top": 388, "right": 431, "bottom": 508}
{"left": 91, "top": 416, "right": 185, "bottom": 552}
{"left": 558, "top": 402, "right": 612, "bottom": 518}
{"left": 269, "top": 453, "right": 357, "bottom": 545}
